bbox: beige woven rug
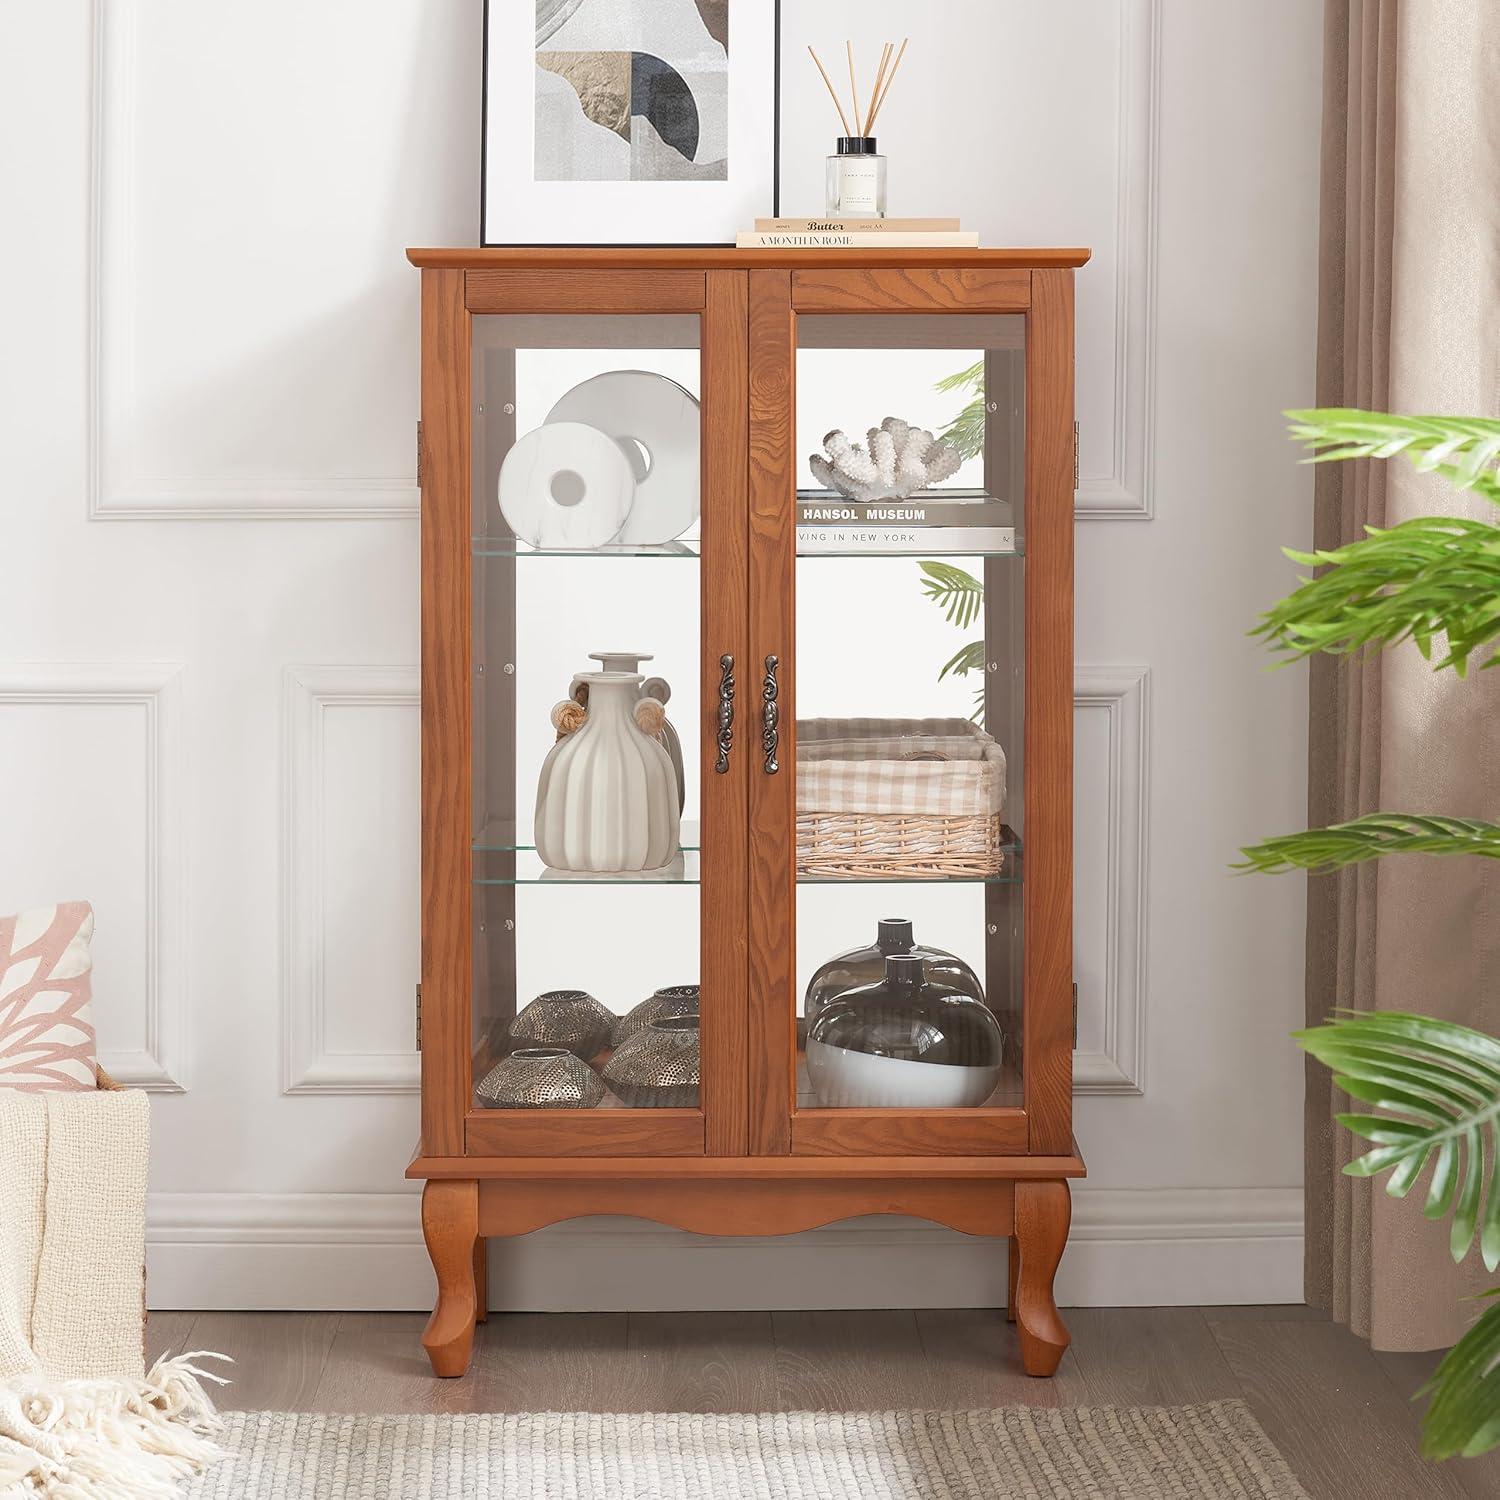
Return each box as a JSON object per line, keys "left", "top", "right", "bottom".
{"left": 183, "top": 1402, "right": 1309, "bottom": 1498}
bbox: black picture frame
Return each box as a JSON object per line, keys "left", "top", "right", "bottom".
{"left": 480, "top": 0, "right": 780, "bottom": 248}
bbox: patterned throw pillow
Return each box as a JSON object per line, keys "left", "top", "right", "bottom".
{"left": 0, "top": 902, "right": 97, "bottom": 1090}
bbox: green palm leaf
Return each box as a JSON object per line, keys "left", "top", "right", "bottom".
{"left": 918, "top": 561, "right": 985, "bottom": 629}
{"left": 935, "top": 360, "right": 987, "bottom": 461}
{"left": 1295, "top": 1013, "right": 1500, "bottom": 1272}
{"left": 1250, "top": 515, "right": 1500, "bottom": 675}
{"left": 1287, "top": 409, "right": 1500, "bottom": 505}
{"left": 1418, "top": 1290, "right": 1500, "bottom": 1460}
{"left": 1237, "top": 814, "right": 1500, "bottom": 875}
{"left": 938, "top": 639, "right": 985, "bottom": 680}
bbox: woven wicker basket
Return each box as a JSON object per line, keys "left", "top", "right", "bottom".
{"left": 796, "top": 718, "right": 1007, "bottom": 880}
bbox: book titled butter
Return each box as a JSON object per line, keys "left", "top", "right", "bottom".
{"left": 754, "top": 217, "right": 961, "bottom": 232}
{"left": 738, "top": 230, "right": 980, "bottom": 248}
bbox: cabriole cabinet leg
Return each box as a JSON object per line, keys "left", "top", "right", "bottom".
{"left": 474, "top": 1236, "right": 489, "bottom": 1323}
{"left": 421, "top": 1179, "right": 479, "bottom": 1377}
{"left": 1006, "top": 1234, "right": 1019, "bottom": 1323}
{"left": 1013, "top": 1179, "right": 1071, "bottom": 1377}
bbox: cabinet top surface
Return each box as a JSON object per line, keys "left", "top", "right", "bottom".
{"left": 407, "top": 246, "right": 1091, "bottom": 270}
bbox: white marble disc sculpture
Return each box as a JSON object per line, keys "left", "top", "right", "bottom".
{"left": 546, "top": 371, "right": 701, "bottom": 545}
{"left": 498, "top": 420, "right": 636, "bottom": 549}
{"left": 808, "top": 416, "right": 963, "bottom": 502}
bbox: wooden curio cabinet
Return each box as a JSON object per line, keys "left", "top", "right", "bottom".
{"left": 408, "top": 247, "right": 1088, "bottom": 1377}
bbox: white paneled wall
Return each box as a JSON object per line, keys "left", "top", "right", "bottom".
{"left": 0, "top": 0, "right": 1321, "bottom": 1309}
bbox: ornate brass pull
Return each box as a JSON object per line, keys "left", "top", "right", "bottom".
{"left": 714, "top": 655, "right": 735, "bottom": 774}
{"left": 761, "top": 654, "right": 780, "bottom": 774}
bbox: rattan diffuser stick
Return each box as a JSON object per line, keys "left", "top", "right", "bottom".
{"left": 866, "top": 38, "right": 908, "bottom": 133}
{"left": 807, "top": 46, "right": 852, "bottom": 135}
{"left": 865, "top": 43, "right": 892, "bottom": 134}
{"left": 846, "top": 42, "right": 862, "bottom": 140}
{"left": 809, "top": 40, "right": 908, "bottom": 137}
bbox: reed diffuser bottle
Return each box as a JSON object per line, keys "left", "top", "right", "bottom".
{"left": 809, "top": 38, "right": 907, "bottom": 220}
{"left": 826, "top": 137, "right": 886, "bottom": 218}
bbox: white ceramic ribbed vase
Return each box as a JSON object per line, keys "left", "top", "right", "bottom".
{"left": 571, "top": 652, "right": 686, "bottom": 814}
{"left": 535, "top": 672, "right": 680, "bottom": 872}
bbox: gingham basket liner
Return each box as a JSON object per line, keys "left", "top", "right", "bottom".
{"left": 795, "top": 717, "right": 1006, "bottom": 818}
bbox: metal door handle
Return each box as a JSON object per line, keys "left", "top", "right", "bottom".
{"left": 714, "top": 654, "right": 735, "bottom": 774}
{"left": 761, "top": 655, "right": 780, "bottom": 774}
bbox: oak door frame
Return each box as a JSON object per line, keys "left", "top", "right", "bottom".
{"left": 417, "top": 267, "right": 751, "bottom": 1160}
{"left": 743, "top": 266, "right": 1076, "bottom": 1158}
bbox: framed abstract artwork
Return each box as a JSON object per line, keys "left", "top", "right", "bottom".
{"left": 482, "top": 1, "right": 779, "bottom": 245}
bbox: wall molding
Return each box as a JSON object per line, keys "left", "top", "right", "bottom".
{"left": 86, "top": 0, "right": 419, "bottom": 521}
{"left": 145, "top": 1186, "right": 1302, "bottom": 1311}
{"left": 282, "top": 665, "right": 420, "bottom": 1094}
{"left": 1073, "top": 665, "right": 1151, "bottom": 1094}
{"left": 0, "top": 663, "right": 187, "bottom": 1090}
{"left": 1074, "top": 0, "right": 1160, "bottom": 520}
{"left": 87, "top": 0, "right": 1155, "bottom": 523}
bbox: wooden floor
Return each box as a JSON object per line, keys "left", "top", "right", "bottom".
{"left": 148, "top": 1306, "right": 1500, "bottom": 1499}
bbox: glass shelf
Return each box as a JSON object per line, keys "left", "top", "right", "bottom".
{"left": 474, "top": 848, "right": 701, "bottom": 885}
{"left": 472, "top": 538, "right": 700, "bottom": 559}
{"left": 470, "top": 493, "right": 1021, "bottom": 561}
{"left": 475, "top": 818, "right": 701, "bottom": 853}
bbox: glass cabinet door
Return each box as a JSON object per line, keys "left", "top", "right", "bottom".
{"left": 794, "top": 314, "right": 1025, "bottom": 1132}
{"left": 464, "top": 294, "right": 744, "bottom": 1155}
{"left": 744, "top": 269, "right": 1070, "bottom": 1159}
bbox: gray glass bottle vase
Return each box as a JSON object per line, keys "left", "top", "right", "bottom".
{"left": 804, "top": 917, "right": 985, "bottom": 1031}
{"left": 805, "top": 954, "right": 1004, "bottom": 1110}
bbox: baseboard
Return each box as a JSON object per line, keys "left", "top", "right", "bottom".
{"left": 146, "top": 1187, "right": 1303, "bottom": 1311}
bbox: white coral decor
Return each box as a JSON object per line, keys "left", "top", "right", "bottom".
{"left": 808, "top": 416, "right": 963, "bottom": 502}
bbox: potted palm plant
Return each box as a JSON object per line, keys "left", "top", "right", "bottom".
{"left": 1237, "top": 410, "right": 1500, "bottom": 1461}
{"left": 918, "top": 380, "right": 1500, "bottom": 1455}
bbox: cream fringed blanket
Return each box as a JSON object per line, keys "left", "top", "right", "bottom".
{"left": 0, "top": 1089, "right": 227, "bottom": 1497}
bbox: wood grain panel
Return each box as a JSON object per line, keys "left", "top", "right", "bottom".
{"left": 464, "top": 269, "right": 705, "bottom": 313}
{"left": 1022, "top": 268, "right": 1076, "bottom": 1155}
{"left": 773, "top": 1312, "right": 934, "bottom": 1411}
{"left": 320, "top": 1313, "right": 493, "bottom": 1413}
{"left": 192, "top": 1312, "right": 338, "bottom": 1412}
{"left": 412, "top": 1149, "right": 1086, "bottom": 1181}
{"left": 701, "top": 271, "right": 750, "bottom": 1156}
{"left": 419, "top": 268, "right": 471, "bottom": 1157}
{"left": 1210, "top": 1319, "right": 1475, "bottom": 1500}
{"left": 745, "top": 270, "right": 797, "bottom": 1154}
{"left": 792, "top": 1109, "right": 1029, "bottom": 1157}
{"left": 791, "top": 268, "right": 1030, "bottom": 313}
{"left": 477, "top": 1175, "right": 1014, "bottom": 1238}
{"left": 413, "top": 248, "right": 1092, "bottom": 271}
{"left": 1066, "top": 1308, "right": 1241, "bottom": 1405}
{"left": 464, "top": 1110, "right": 704, "bottom": 1158}
{"left": 625, "top": 1313, "right": 778, "bottom": 1414}
{"left": 916, "top": 1310, "right": 1094, "bottom": 1408}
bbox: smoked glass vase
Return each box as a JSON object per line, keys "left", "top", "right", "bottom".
{"left": 806, "top": 954, "right": 1004, "bottom": 1109}
{"left": 804, "top": 917, "right": 984, "bottom": 1030}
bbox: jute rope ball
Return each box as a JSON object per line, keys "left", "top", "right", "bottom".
{"left": 550, "top": 695, "right": 667, "bottom": 742}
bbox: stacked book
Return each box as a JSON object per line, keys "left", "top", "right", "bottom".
{"left": 796, "top": 490, "right": 1016, "bottom": 556}
{"left": 737, "top": 216, "right": 977, "bottom": 249}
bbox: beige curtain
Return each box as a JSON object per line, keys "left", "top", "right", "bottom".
{"left": 1308, "top": 0, "right": 1500, "bottom": 1349}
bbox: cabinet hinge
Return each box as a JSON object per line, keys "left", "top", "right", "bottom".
{"left": 1072, "top": 981, "right": 1078, "bottom": 1047}
{"left": 1073, "top": 422, "right": 1080, "bottom": 491}
{"left": 415, "top": 982, "right": 422, "bottom": 1051}
{"left": 415, "top": 421, "right": 423, "bottom": 490}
